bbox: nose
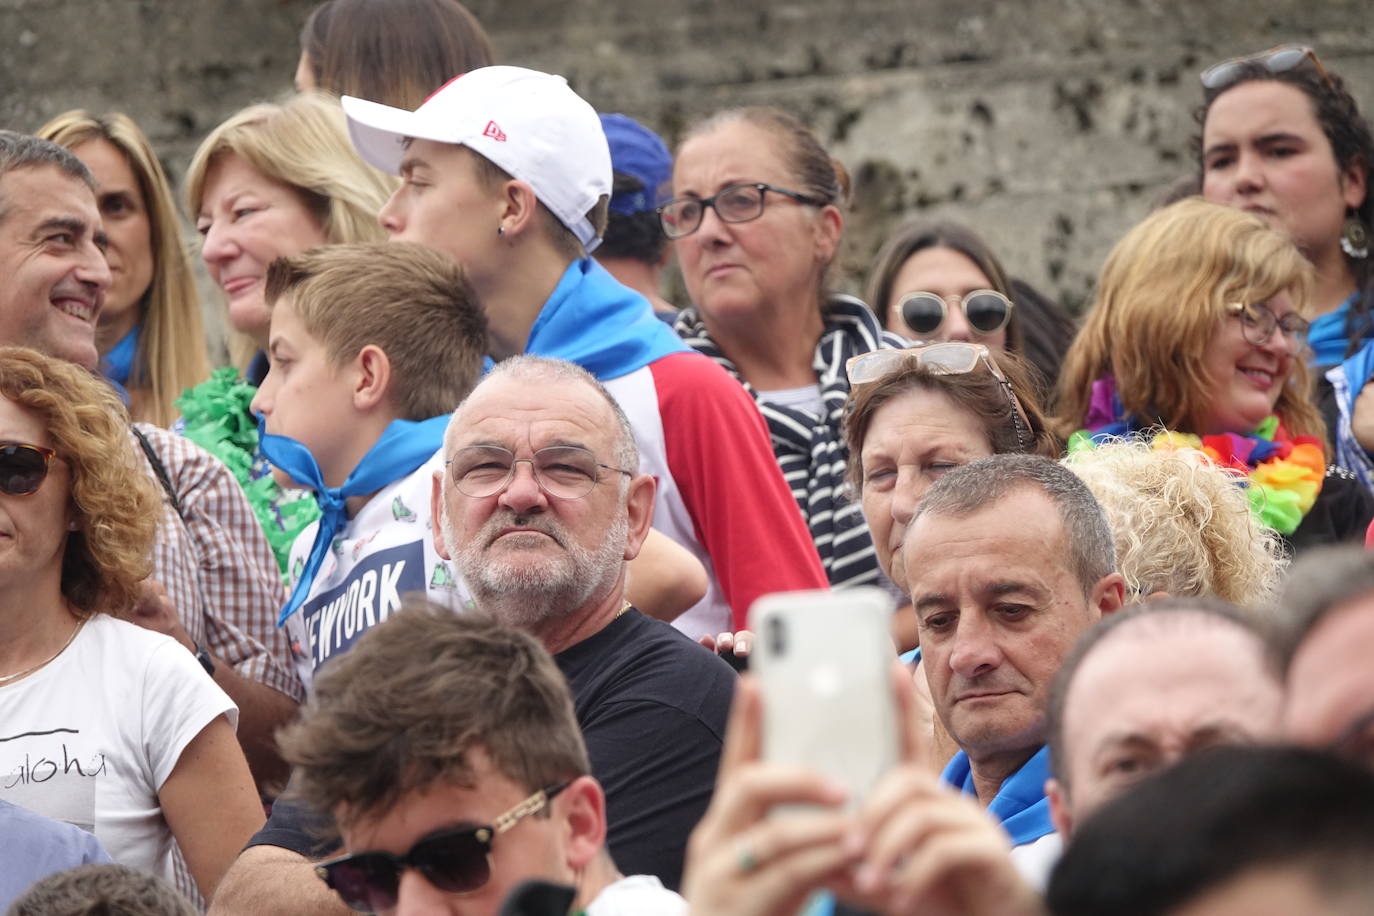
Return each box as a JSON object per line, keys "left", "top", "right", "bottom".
{"left": 690, "top": 200, "right": 733, "bottom": 247}
{"left": 946, "top": 612, "right": 1003, "bottom": 680}
{"left": 496, "top": 460, "right": 549, "bottom": 514}
{"left": 890, "top": 468, "right": 922, "bottom": 531}
{"left": 392, "top": 868, "right": 454, "bottom": 916}
{"left": 249, "top": 368, "right": 276, "bottom": 418}
{"left": 939, "top": 298, "right": 975, "bottom": 343}
{"left": 1233, "top": 149, "right": 1265, "bottom": 195}
{"left": 78, "top": 244, "right": 113, "bottom": 293}
{"left": 200, "top": 220, "right": 238, "bottom": 270}
{"left": 379, "top": 188, "right": 406, "bottom": 237}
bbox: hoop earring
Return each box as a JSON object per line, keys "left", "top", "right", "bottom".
{"left": 1342, "top": 211, "right": 1369, "bottom": 259}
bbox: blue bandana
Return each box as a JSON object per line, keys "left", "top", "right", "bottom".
{"left": 100, "top": 324, "right": 140, "bottom": 405}
{"left": 1328, "top": 333, "right": 1374, "bottom": 494}
{"left": 524, "top": 258, "right": 688, "bottom": 380}
{"left": 940, "top": 745, "right": 1054, "bottom": 846}
{"left": 1307, "top": 291, "right": 1365, "bottom": 368}
{"left": 259, "top": 414, "right": 449, "bottom": 624}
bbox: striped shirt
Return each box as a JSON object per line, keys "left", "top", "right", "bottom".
{"left": 675, "top": 297, "right": 907, "bottom": 590}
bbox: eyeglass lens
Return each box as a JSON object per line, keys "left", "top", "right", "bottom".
{"left": 660, "top": 185, "right": 766, "bottom": 238}
{"left": 450, "top": 446, "right": 601, "bottom": 499}
{"left": 324, "top": 829, "right": 492, "bottom": 912}
{"left": 1238, "top": 305, "right": 1307, "bottom": 351}
{"left": 0, "top": 445, "right": 51, "bottom": 497}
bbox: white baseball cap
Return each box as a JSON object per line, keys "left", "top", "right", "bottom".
{"left": 342, "top": 65, "right": 612, "bottom": 252}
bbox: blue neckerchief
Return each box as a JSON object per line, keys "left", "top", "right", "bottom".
{"left": 101, "top": 324, "right": 139, "bottom": 387}
{"left": 1328, "top": 335, "right": 1374, "bottom": 493}
{"left": 259, "top": 414, "right": 449, "bottom": 624}
{"left": 1308, "top": 291, "right": 1363, "bottom": 367}
{"left": 524, "top": 258, "right": 689, "bottom": 380}
{"left": 940, "top": 746, "right": 1054, "bottom": 846}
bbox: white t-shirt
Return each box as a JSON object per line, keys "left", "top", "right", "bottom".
{"left": 758, "top": 383, "right": 826, "bottom": 416}
{"left": 283, "top": 451, "right": 470, "bottom": 691}
{"left": 0, "top": 614, "right": 235, "bottom": 886}
{"left": 587, "top": 874, "right": 687, "bottom": 916}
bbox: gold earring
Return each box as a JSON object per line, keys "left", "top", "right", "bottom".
{"left": 1341, "top": 212, "right": 1369, "bottom": 259}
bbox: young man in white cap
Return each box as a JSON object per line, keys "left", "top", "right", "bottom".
{"left": 341, "top": 66, "right": 827, "bottom": 641}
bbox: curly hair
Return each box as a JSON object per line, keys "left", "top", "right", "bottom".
{"left": 1064, "top": 439, "right": 1287, "bottom": 607}
{"left": 1053, "top": 197, "right": 1323, "bottom": 443}
{"left": 0, "top": 347, "right": 159, "bottom": 616}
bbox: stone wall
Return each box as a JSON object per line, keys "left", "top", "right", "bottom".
{"left": 4, "top": 0, "right": 1373, "bottom": 313}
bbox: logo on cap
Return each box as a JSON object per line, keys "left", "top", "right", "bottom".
{"left": 483, "top": 121, "right": 508, "bottom": 142}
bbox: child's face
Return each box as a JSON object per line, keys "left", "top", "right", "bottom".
{"left": 251, "top": 297, "right": 360, "bottom": 488}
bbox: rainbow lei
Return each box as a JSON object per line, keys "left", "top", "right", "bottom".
{"left": 1068, "top": 414, "right": 1325, "bottom": 536}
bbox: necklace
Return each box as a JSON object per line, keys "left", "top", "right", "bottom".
{"left": 0, "top": 617, "right": 87, "bottom": 685}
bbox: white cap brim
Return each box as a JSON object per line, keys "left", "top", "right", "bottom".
{"left": 342, "top": 95, "right": 461, "bottom": 176}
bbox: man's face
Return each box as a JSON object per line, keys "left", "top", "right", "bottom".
{"left": 903, "top": 487, "right": 1117, "bottom": 764}
{"left": 380, "top": 141, "right": 504, "bottom": 291}
{"left": 336, "top": 752, "right": 576, "bottom": 916}
{"left": 432, "top": 374, "right": 644, "bottom": 627}
{"left": 0, "top": 166, "right": 111, "bottom": 369}
{"left": 1285, "top": 596, "right": 1374, "bottom": 768}
{"left": 1051, "top": 621, "right": 1282, "bottom": 834}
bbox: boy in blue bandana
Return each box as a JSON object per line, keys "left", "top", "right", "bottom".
{"left": 249, "top": 241, "right": 486, "bottom": 691}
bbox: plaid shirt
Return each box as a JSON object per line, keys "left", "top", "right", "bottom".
{"left": 136, "top": 424, "right": 304, "bottom": 703}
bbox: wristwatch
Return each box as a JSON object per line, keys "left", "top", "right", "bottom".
{"left": 192, "top": 641, "right": 216, "bottom": 677}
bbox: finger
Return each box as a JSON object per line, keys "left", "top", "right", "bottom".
{"left": 702, "top": 762, "right": 849, "bottom": 840}
{"left": 886, "top": 829, "right": 1026, "bottom": 915}
{"left": 716, "top": 675, "right": 764, "bottom": 781}
{"left": 711, "top": 815, "right": 861, "bottom": 915}
{"left": 715, "top": 631, "right": 736, "bottom": 654}
{"left": 890, "top": 659, "right": 923, "bottom": 765}
{"left": 733, "top": 630, "right": 753, "bottom": 657}
{"left": 698, "top": 634, "right": 716, "bottom": 650}
{"left": 861, "top": 795, "right": 986, "bottom": 890}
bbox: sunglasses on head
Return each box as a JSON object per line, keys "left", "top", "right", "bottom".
{"left": 0, "top": 444, "right": 56, "bottom": 497}
{"left": 896, "top": 289, "right": 1014, "bottom": 339}
{"left": 1201, "top": 44, "right": 1335, "bottom": 91}
{"left": 314, "top": 782, "right": 570, "bottom": 913}
{"left": 846, "top": 342, "right": 1032, "bottom": 450}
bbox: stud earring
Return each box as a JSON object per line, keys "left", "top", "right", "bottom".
{"left": 1341, "top": 211, "right": 1369, "bottom": 259}
{"left": 497, "top": 225, "right": 506, "bottom": 238}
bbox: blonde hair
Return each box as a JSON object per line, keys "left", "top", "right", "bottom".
{"left": 0, "top": 347, "right": 159, "bottom": 616}
{"left": 263, "top": 242, "right": 487, "bottom": 419}
{"left": 36, "top": 111, "right": 211, "bottom": 427}
{"left": 1054, "top": 197, "right": 1323, "bottom": 442}
{"left": 185, "top": 92, "right": 396, "bottom": 366}
{"left": 1064, "top": 439, "right": 1287, "bottom": 607}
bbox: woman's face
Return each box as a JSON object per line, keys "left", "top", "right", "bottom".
{"left": 1196, "top": 289, "right": 1299, "bottom": 435}
{"left": 70, "top": 138, "right": 154, "bottom": 346}
{"left": 859, "top": 387, "right": 995, "bottom": 590}
{"left": 196, "top": 153, "right": 329, "bottom": 348}
{"left": 1202, "top": 81, "right": 1366, "bottom": 268}
{"left": 886, "top": 246, "right": 1008, "bottom": 351}
{"left": 0, "top": 397, "right": 72, "bottom": 591}
{"left": 671, "top": 120, "right": 842, "bottom": 328}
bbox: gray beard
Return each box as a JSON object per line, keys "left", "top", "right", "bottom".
{"left": 446, "top": 505, "right": 628, "bottom": 630}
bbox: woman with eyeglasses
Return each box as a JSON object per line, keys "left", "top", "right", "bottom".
{"left": 0, "top": 346, "right": 264, "bottom": 900}
{"left": 664, "top": 106, "right": 905, "bottom": 594}
{"left": 842, "top": 343, "right": 1057, "bottom": 651}
{"left": 1197, "top": 45, "right": 1374, "bottom": 491}
{"left": 1056, "top": 197, "right": 1372, "bottom": 551}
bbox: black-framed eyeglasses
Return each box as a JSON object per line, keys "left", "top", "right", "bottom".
{"left": 1201, "top": 44, "right": 1334, "bottom": 91}
{"left": 0, "top": 443, "right": 56, "bottom": 497}
{"left": 314, "top": 781, "right": 571, "bottom": 913}
{"left": 657, "top": 182, "right": 826, "bottom": 239}
{"left": 446, "top": 445, "right": 633, "bottom": 500}
{"left": 1226, "top": 301, "right": 1310, "bottom": 354}
{"left": 846, "top": 342, "right": 1032, "bottom": 451}
{"left": 896, "top": 289, "right": 1015, "bottom": 339}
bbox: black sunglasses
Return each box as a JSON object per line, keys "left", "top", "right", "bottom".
{"left": 314, "top": 782, "right": 570, "bottom": 913}
{"left": 897, "top": 289, "right": 1014, "bottom": 338}
{"left": 0, "top": 444, "right": 57, "bottom": 497}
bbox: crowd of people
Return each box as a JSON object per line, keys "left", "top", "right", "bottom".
{"left": 3, "top": 0, "right": 1374, "bottom": 912}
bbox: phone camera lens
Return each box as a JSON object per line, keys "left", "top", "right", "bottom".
{"left": 768, "top": 616, "right": 786, "bottom": 656}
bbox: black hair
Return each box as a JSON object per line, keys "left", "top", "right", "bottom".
{"left": 597, "top": 171, "right": 668, "bottom": 265}
{"left": 1047, "top": 745, "right": 1374, "bottom": 916}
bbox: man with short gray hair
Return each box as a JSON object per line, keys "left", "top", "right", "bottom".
{"left": 902, "top": 454, "right": 1125, "bottom": 856}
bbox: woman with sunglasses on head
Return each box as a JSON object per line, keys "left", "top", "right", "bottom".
{"left": 843, "top": 343, "right": 1057, "bottom": 652}
{"left": 35, "top": 111, "right": 212, "bottom": 428}
{"left": 0, "top": 347, "right": 264, "bottom": 900}
{"left": 1197, "top": 45, "right": 1374, "bottom": 490}
{"left": 665, "top": 107, "right": 905, "bottom": 595}
{"left": 1056, "top": 197, "right": 1372, "bottom": 552}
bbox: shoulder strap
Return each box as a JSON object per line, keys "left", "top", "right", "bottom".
{"left": 131, "top": 425, "right": 186, "bottom": 520}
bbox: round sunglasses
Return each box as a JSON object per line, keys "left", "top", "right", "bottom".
{"left": 314, "top": 782, "right": 570, "bottom": 913}
{"left": 896, "top": 289, "right": 1014, "bottom": 339}
{"left": 0, "top": 444, "right": 57, "bottom": 496}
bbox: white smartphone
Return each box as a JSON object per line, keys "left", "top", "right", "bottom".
{"left": 750, "top": 587, "right": 899, "bottom": 811}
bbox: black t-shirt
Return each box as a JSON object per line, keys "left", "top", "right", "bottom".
{"left": 248, "top": 609, "right": 735, "bottom": 893}
{"left": 554, "top": 609, "right": 736, "bottom": 891}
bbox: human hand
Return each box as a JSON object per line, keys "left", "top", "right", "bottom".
{"left": 124, "top": 579, "right": 195, "bottom": 652}
{"left": 682, "top": 677, "right": 860, "bottom": 916}
{"left": 697, "top": 630, "right": 754, "bottom": 657}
